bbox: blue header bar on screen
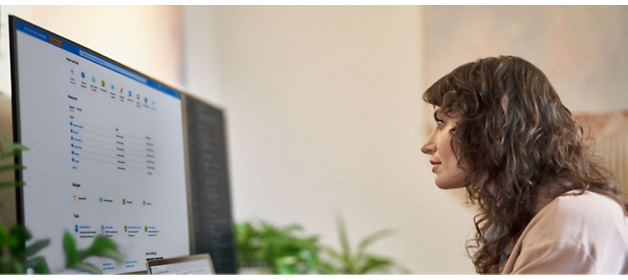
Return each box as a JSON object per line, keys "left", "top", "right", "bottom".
{"left": 15, "top": 19, "right": 180, "bottom": 100}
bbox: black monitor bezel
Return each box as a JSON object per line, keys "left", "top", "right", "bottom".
{"left": 180, "top": 93, "right": 237, "bottom": 274}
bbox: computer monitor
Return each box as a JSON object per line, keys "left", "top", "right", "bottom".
{"left": 10, "top": 16, "right": 190, "bottom": 274}
{"left": 182, "top": 94, "right": 237, "bottom": 274}
{"left": 146, "top": 253, "right": 215, "bottom": 275}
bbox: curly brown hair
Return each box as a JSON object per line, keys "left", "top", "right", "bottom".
{"left": 423, "top": 56, "right": 628, "bottom": 274}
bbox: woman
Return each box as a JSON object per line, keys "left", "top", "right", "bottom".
{"left": 420, "top": 56, "right": 628, "bottom": 274}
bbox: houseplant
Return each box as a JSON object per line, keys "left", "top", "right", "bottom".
{"left": 235, "top": 216, "right": 411, "bottom": 274}
{"left": 235, "top": 219, "right": 321, "bottom": 274}
{"left": 316, "top": 215, "right": 411, "bottom": 274}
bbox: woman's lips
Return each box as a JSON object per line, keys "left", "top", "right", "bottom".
{"left": 432, "top": 163, "right": 441, "bottom": 173}
{"left": 430, "top": 161, "right": 441, "bottom": 173}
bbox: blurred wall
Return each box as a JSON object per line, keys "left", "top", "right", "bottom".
{"left": 0, "top": 5, "right": 184, "bottom": 226}
{"left": 423, "top": 6, "right": 628, "bottom": 113}
{"left": 184, "top": 6, "right": 477, "bottom": 274}
{"left": 0, "top": 6, "right": 184, "bottom": 96}
{"left": 0, "top": 95, "right": 14, "bottom": 227}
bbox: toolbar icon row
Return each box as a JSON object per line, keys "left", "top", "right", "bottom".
{"left": 72, "top": 69, "right": 153, "bottom": 106}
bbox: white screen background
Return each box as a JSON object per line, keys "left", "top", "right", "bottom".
{"left": 16, "top": 28, "right": 189, "bottom": 274}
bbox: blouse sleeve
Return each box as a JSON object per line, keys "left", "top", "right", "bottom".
{"left": 510, "top": 240, "right": 596, "bottom": 274}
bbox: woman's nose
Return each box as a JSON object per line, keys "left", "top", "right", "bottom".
{"left": 421, "top": 140, "right": 435, "bottom": 155}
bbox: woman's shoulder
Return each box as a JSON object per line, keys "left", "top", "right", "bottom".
{"left": 553, "top": 189, "right": 623, "bottom": 208}
{"left": 531, "top": 190, "right": 627, "bottom": 236}
{"left": 503, "top": 190, "right": 628, "bottom": 274}
{"left": 545, "top": 190, "right": 626, "bottom": 226}
{"left": 514, "top": 190, "right": 628, "bottom": 255}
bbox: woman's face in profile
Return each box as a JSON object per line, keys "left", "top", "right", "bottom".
{"left": 421, "top": 108, "right": 466, "bottom": 189}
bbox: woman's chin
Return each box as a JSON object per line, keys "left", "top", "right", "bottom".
{"left": 435, "top": 181, "right": 465, "bottom": 190}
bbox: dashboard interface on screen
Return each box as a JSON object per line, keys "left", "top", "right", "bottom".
{"left": 10, "top": 17, "right": 190, "bottom": 274}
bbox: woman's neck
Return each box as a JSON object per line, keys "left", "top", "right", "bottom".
{"left": 531, "top": 179, "right": 575, "bottom": 215}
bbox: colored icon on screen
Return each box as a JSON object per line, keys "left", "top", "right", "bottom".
{"left": 120, "top": 88, "right": 123, "bottom": 93}
{"left": 124, "top": 226, "right": 127, "bottom": 232}
{"left": 71, "top": 69, "right": 74, "bottom": 75}
{"left": 75, "top": 225, "right": 78, "bottom": 233}
{"left": 72, "top": 151, "right": 74, "bottom": 155}
{"left": 72, "top": 158, "right": 74, "bottom": 162}
{"left": 101, "top": 80, "right": 105, "bottom": 87}
{"left": 112, "top": 85, "right": 114, "bottom": 90}
{"left": 143, "top": 201, "right": 145, "bottom": 205}
{"left": 81, "top": 72, "right": 85, "bottom": 78}
{"left": 101, "top": 225, "right": 105, "bottom": 234}
{"left": 144, "top": 97, "right": 147, "bottom": 103}
{"left": 100, "top": 197, "right": 102, "bottom": 202}
{"left": 92, "top": 77, "right": 95, "bottom": 83}
{"left": 136, "top": 94, "right": 140, "bottom": 100}
{"left": 71, "top": 143, "right": 74, "bottom": 147}
{"left": 129, "top": 91, "right": 132, "bottom": 97}
{"left": 144, "top": 226, "right": 148, "bottom": 232}
{"left": 123, "top": 199, "right": 126, "bottom": 204}
{"left": 73, "top": 195, "right": 76, "bottom": 201}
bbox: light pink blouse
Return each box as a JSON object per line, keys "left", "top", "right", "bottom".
{"left": 501, "top": 191, "right": 628, "bottom": 274}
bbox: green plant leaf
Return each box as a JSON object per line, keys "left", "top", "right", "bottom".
{"left": 1, "top": 150, "right": 21, "bottom": 158}
{"left": 81, "top": 235, "right": 123, "bottom": 262}
{"left": 321, "top": 245, "right": 343, "bottom": 261}
{"left": 0, "top": 181, "right": 25, "bottom": 188}
{"left": 356, "top": 228, "right": 396, "bottom": 261}
{"left": 8, "top": 260, "right": 25, "bottom": 274}
{"left": 24, "top": 227, "right": 32, "bottom": 241}
{"left": 314, "top": 258, "right": 339, "bottom": 274}
{"left": 63, "top": 230, "right": 80, "bottom": 268}
{"left": 275, "top": 264, "right": 297, "bottom": 274}
{"left": 393, "top": 264, "right": 412, "bottom": 274}
{"left": 26, "top": 239, "right": 50, "bottom": 258}
{"left": 1, "top": 146, "right": 26, "bottom": 158}
{"left": 69, "top": 262, "right": 101, "bottom": 275}
{"left": 26, "top": 256, "right": 51, "bottom": 274}
{"left": 274, "top": 256, "right": 298, "bottom": 274}
{"left": 235, "top": 220, "right": 324, "bottom": 274}
{"left": 281, "top": 224, "right": 303, "bottom": 234}
{"left": 359, "top": 255, "right": 393, "bottom": 274}
{"left": 0, "top": 139, "right": 29, "bottom": 159}
{"left": 6, "top": 142, "right": 30, "bottom": 152}
{"left": 335, "top": 215, "right": 353, "bottom": 272}
{"left": 0, "top": 223, "right": 8, "bottom": 248}
{"left": 0, "top": 256, "right": 8, "bottom": 274}
{"left": 0, "top": 164, "right": 25, "bottom": 172}
{"left": 8, "top": 226, "right": 27, "bottom": 256}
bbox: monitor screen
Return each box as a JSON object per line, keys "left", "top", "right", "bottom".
{"left": 10, "top": 16, "right": 189, "bottom": 274}
{"left": 146, "top": 254, "right": 215, "bottom": 275}
{"left": 184, "top": 95, "right": 236, "bottom": 274}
